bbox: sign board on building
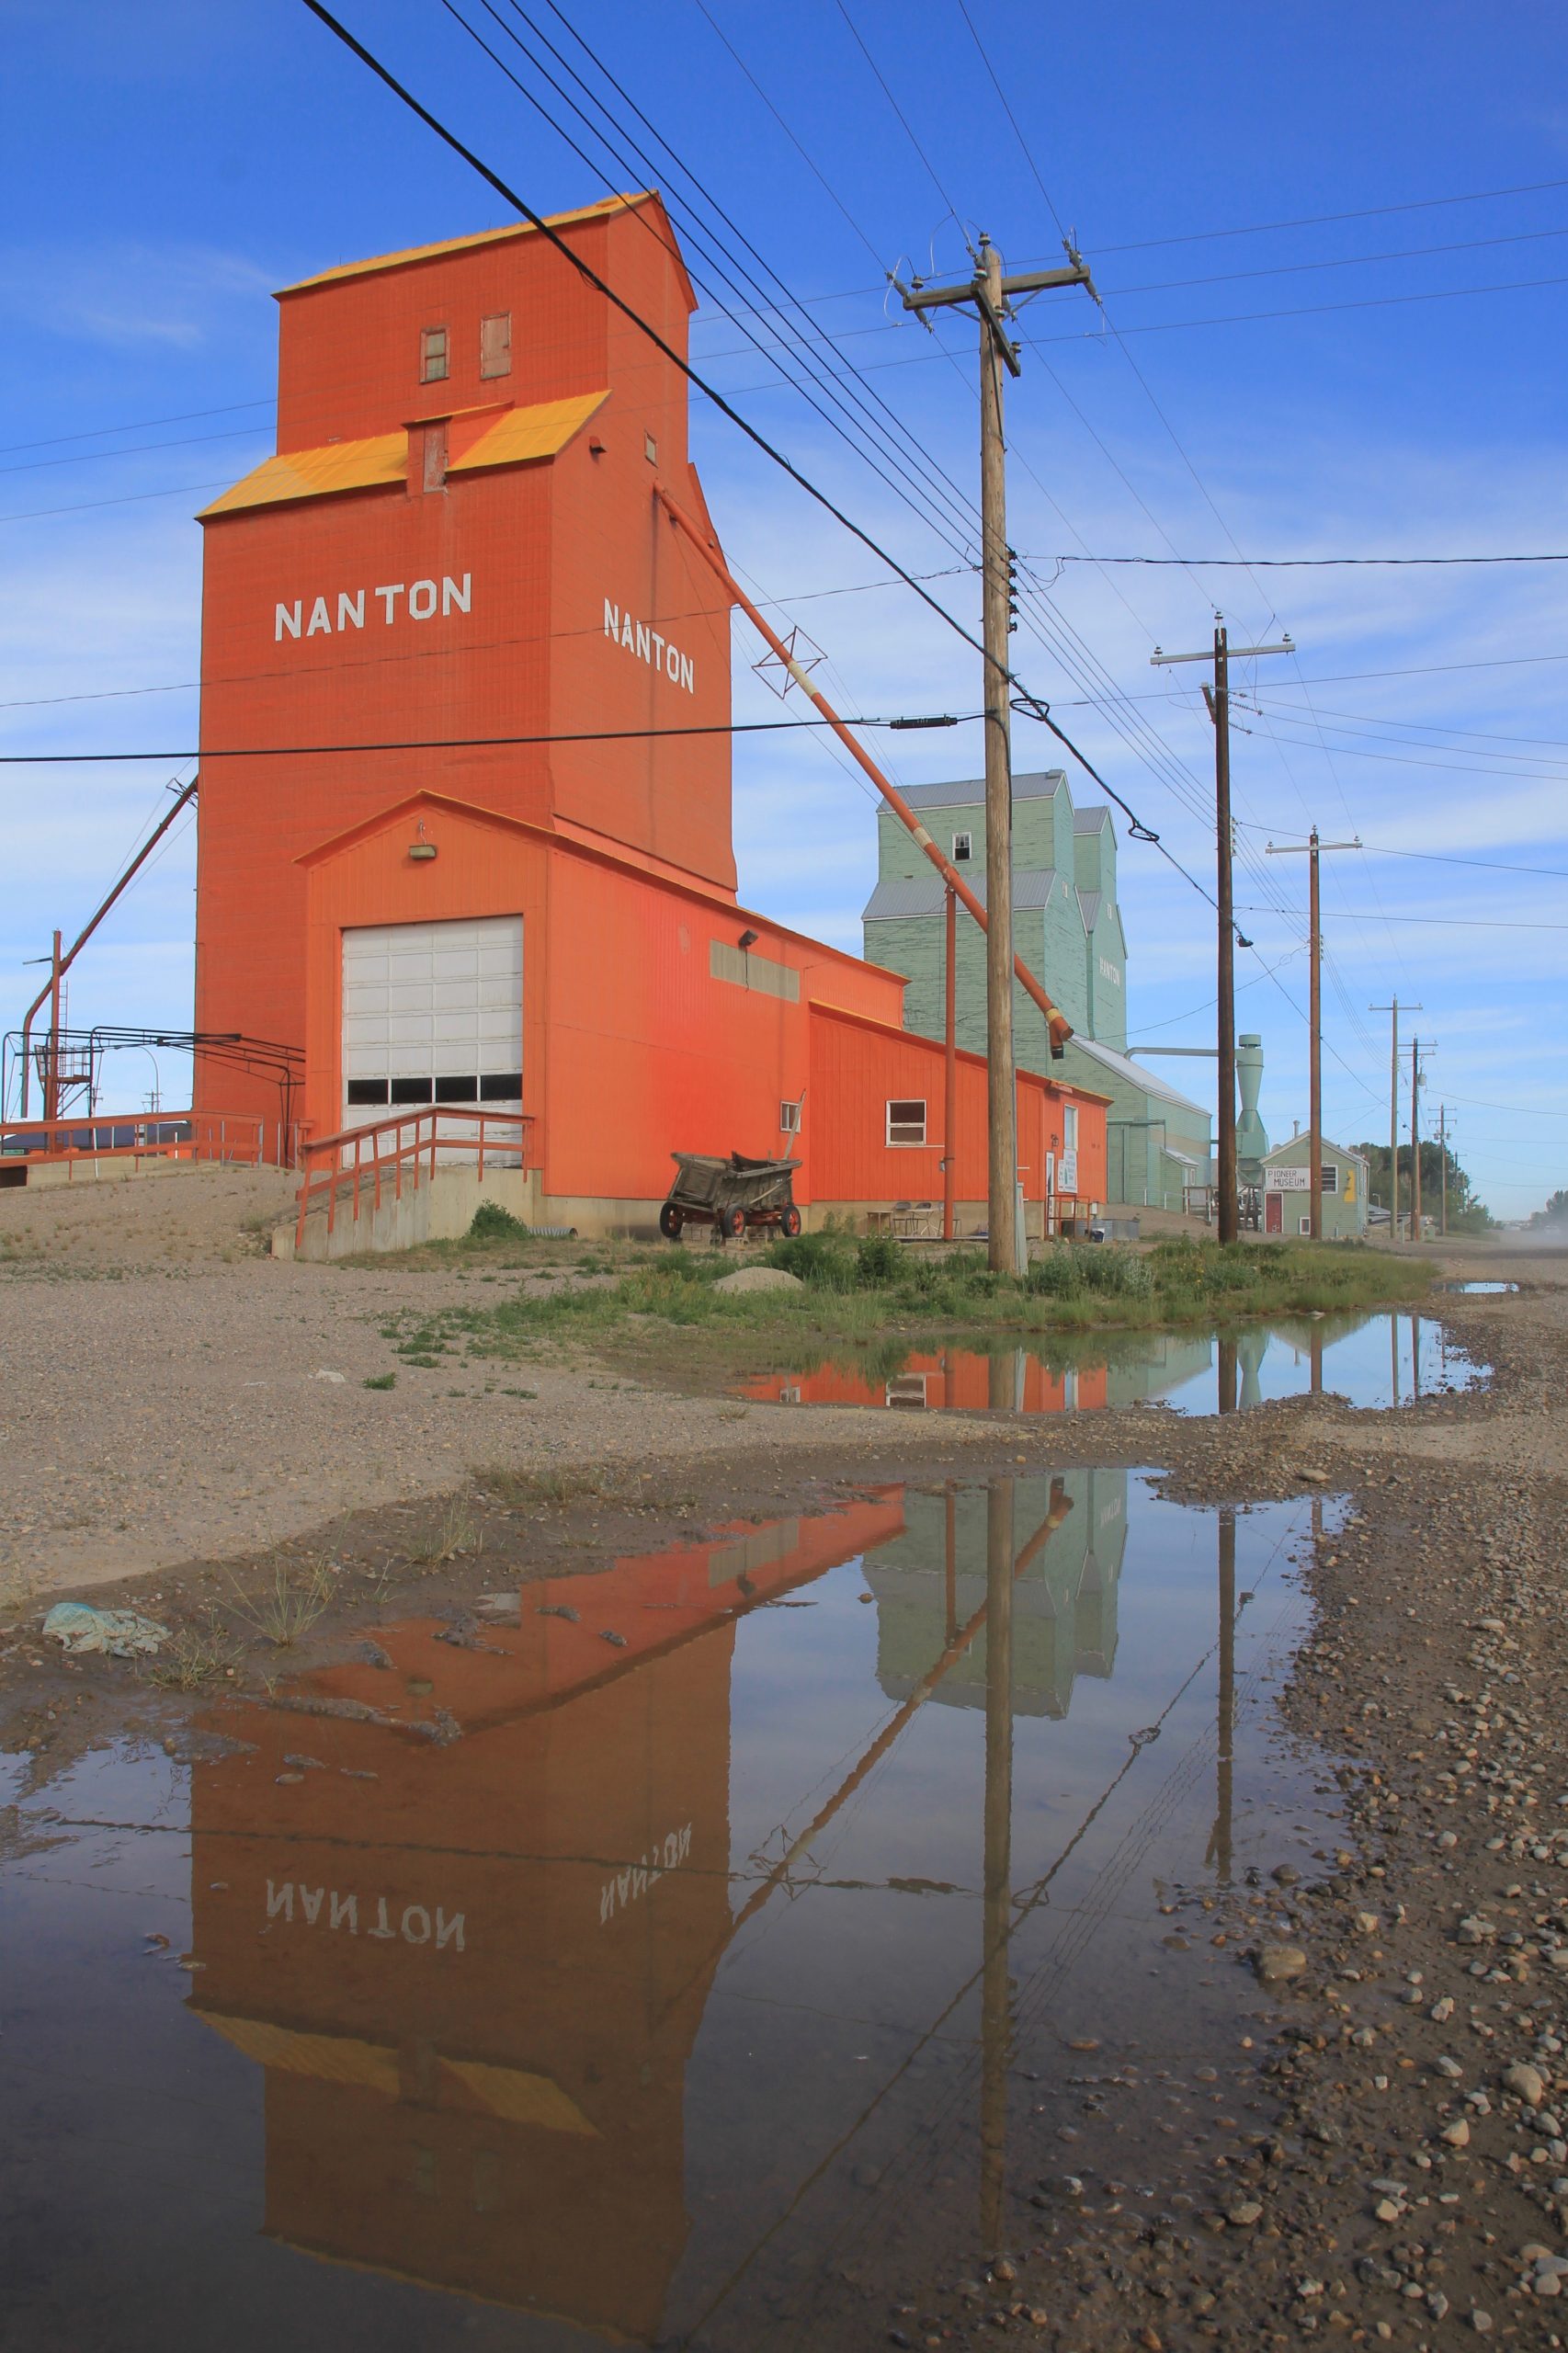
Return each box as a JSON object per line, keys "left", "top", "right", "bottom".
{"left": 1264, "top": 1165, "right": 1311, "bottom": 1191}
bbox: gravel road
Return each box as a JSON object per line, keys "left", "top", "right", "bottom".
{"left": 6, "top": 1167, "right": 1568, "bottom": 2347}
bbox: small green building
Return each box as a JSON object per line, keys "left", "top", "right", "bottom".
{"left": 861, "top": 769, "right": 1212, "bottom": 1210}
{"left": 1260, "top": 1132, "right": 1369, "bottom": 1240}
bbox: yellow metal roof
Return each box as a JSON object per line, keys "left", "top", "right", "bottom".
{"left": 449, "top": 389, "right": 608, "bottom": 474}
{"left": 199, "top": 390, "right": 607, "bottom": 517}
{"left": 277, "top": 192, "right": 655, "bottom": 296}
{"left": 199, "top": 431, "right": 406, "bottom": 517}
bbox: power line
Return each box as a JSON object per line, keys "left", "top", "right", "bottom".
{"left": 0, "top": 714, "right": 955, "bottom": 763}
{"left": 830, "top": 0, "right": 963, "bottom": 227}
{"left": 296, "top": 1, "right": 1001, "bottom": 680}
{"left": 1059, "top": 549, "right": 1568, "bottom": 568}
{"left": 299, "top": 0, "right": 1201, "bottom": 903}
{"left": 1093, "top": 173, "right": 1568, "bottom": 256}
{"left": 1023, "top": 266, "right": 1568, "bottom": 347}
{"left": 1239, "top": 902, "right": 1568, "bottom": 935}
{"left": 0, "top": 399, "right": 275, "bottom": 460}
{"left": 1104, "top": 217, "right": 1568, "bottom": 299}
{"left": 450, "top": 0, "right": 986, "bottom": 568}
{"left": 0, "top": 564, "right": 978, "bottom": 714}
{"left": 1, "top": 479, "right": 234, "bottom": 528}
{"left": 0, "top": 424, "right": 272, "bottom": 481}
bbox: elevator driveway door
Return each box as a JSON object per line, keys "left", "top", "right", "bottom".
{"left": 341, "top": 916, "right": 523, "bottom": 1149}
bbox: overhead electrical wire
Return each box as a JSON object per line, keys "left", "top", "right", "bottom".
{"left": 1059, "top": 548, "right": 1568, "bottom": 568}
{"left": 295, "top": 1, "right": 1006, "bottom": 682}
{"left": 1022, "top": 267, "right": 1568, "bottom": 346}
{"left": 300, "top": 0, "right": 1215, "bottom": 913}
{"left": 0, "top": 715, "right": 957, "bottom": 762}
{"left": 450, "top": 0, "right": 986, "bottom": 569}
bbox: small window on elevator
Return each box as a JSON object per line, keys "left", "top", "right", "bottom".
{"left": 479, "top": 312, "right": 511, "bottom": 378}
{"left": 952, "top": 829, "right": 972, "bottom": 862}
{"left": 420, "top": 325, "right": 449, "bottom": 383}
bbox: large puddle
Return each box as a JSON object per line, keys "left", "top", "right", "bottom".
{"left": 739, "top": 1307, "right": 1483, "bottom": 1416}
{"left": 2, "top": 1476, "right": 1344, "bottom": 2349}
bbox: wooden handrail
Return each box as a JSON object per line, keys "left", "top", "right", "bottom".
{"left": 294, "top": 1106, "right": 532, "bottom": 1247}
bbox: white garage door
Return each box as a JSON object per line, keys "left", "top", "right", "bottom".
{"left": 341, "top": 916, "right": 523, "bottom": 1137}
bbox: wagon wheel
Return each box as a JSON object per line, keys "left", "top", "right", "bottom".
{"left": 722, "top": 1206, "right": 747, "bottom": 1240}
{"left": 779, "top": 1204, "right": 802, "bottom": 1239}
{"left": 659, "top": 1200, "right": 684, "bottom": 1239}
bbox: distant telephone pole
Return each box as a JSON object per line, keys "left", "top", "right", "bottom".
{"left": 1266, "top": 827, "right": 1358, "bottom": 1239}
{"left": 898, "top": 237, "right": 1096, "bottom": 1273}
{"left": 1410, "top": 1040, "right": 1437, "bottom": 1241}
{"left": 1369, "top": 998, "right": 1421, "bottom": 1239}
{"left": 1437, "top": 1103, "right": 1449, "bottom": 1235}
{"left": 1153, "top": 625, "right": 1294, "bottom": 1244}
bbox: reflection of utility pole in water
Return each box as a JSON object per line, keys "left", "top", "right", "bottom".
{"left": 945, "top": 1485, "right": 959, "bottom": 1646}
{"left": 1391, "top": 1311, "right": 1401, "bottom": 1409}
{"left": 980, "top": 1479, "right": 1016, "bottom": 2250}
{"left": 1310, "top": 1324, "right": 1324, "bottom": 1398}
{"left": 1217, "top": 1334, "right": 1238, "bottom": 1415}
{"left": 1206, "top": 1509, "right": 1237, "bottom": 1886}
{"left": 1412, "top": 1314, "right": 1421, "bottom": 1402}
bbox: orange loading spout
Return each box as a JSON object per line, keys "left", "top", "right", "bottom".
{"left": 653, "top": 484, "right": 1074, "bottom": 1058}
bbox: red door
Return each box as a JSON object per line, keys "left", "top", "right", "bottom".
{"left": 1265, "top": 1189, "right": 1283, "bottom": 1234}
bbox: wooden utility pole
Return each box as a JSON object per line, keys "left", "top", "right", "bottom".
{"left": 1266, "top": 829, "right": 1358, "bottom": 1237}
{"left": 1406, "top": 1039, "right": 1437, "bottom": 1240}
{"left": 654, "top": 483, "right": 1074, "bottom": 1268}
{"left": 1153, "top": 625, "right": 1294, "bottom": 1243}
{"left": 1370, "top": 998, "right": 1420, "bottom": 1239}
{"left": 1408, "top": 1040, "right": 1437, "bottom": 1241}
{"left": 944, "top": 882, "right": 957, "bottom": 1242}
{"left": 1438, "top": 1103, "right": 1449, "bottom": 1235}
{"left": 899, "top": 237, "right": 1096, "bottom": 1273}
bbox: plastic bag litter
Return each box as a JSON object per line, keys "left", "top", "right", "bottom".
{"left": 42, "top": 1603, "right": 171, "bottom": 1658}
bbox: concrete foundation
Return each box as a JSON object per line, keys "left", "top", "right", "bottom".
{"left": 276, "top": 1165, "right": 539, "bottom": 1262}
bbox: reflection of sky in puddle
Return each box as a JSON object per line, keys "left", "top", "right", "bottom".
{"left": 741, "top": 1308, "right": 1484, "bottom": 1417}
{"left": 1442, "top": 1280, "right": 1518, "bottom": 1295}
{"left": 2, "top": 1478, "right": 1342, "bottom": 2351}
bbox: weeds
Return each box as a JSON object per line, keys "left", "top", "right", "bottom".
{"left": 143, "top": 1621, "right": 244, "bottom": 1690}
{"left": 477, "top": 1463, "right": 607, "bottom": 1506}
{"left": 224, "top": 1560, "right": 335, "bottom": 1647}
{"left": 363, "top": 1371, "right": 396, "bottom": 1391}
{"left": 408, "top": 1498, "right": 483, "bottom": 1568}
{"left": 468, "top": 1200, "right": 530, "bottom": 1243}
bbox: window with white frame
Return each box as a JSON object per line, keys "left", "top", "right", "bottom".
{"left": 779, "top": 1099, "right": 801, "bottom": 1135}
{"left": 1321, "top": 1164, "right": 1339, "bottom": 1193}
{"left": 1063, "top": 1103, "right": 1080, "bottom": 1153}
{"left": 1299, "top": 1214, "right": 1312, "bottom": 1236}
{"left": 886, "top": 1098, "right": 927, "bottom": 1146}
{"left": 952, "top": 829, "right": 972, "bottom": 862}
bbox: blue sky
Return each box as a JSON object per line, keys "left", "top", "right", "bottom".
{"left": 6, "top": 0, "right": 1568, "bottom": 1214}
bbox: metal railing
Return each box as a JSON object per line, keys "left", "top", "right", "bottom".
{"left": 0, "top": 1110, "right": 267, "bottom": 1178}
{"left": 293, "top": 1106, "right": 533, "bottom": 1249}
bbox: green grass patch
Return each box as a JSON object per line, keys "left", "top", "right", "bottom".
{"left": 362, "top": 1371, "right": 396, "bottom": 1391}
{"left": 379, "top": 1233, "right": 1435, "bottom": 1381}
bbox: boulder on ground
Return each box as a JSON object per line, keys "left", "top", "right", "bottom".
{"left": 712, "top": 1267, "right": 804, "bottom": 1295}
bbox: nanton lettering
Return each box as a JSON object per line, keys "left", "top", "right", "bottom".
{"left": 275, "top": 574, "right": 472, "bottom": 641}
{"left": 603, "top": 597, "right": 696, "bottom": 695}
